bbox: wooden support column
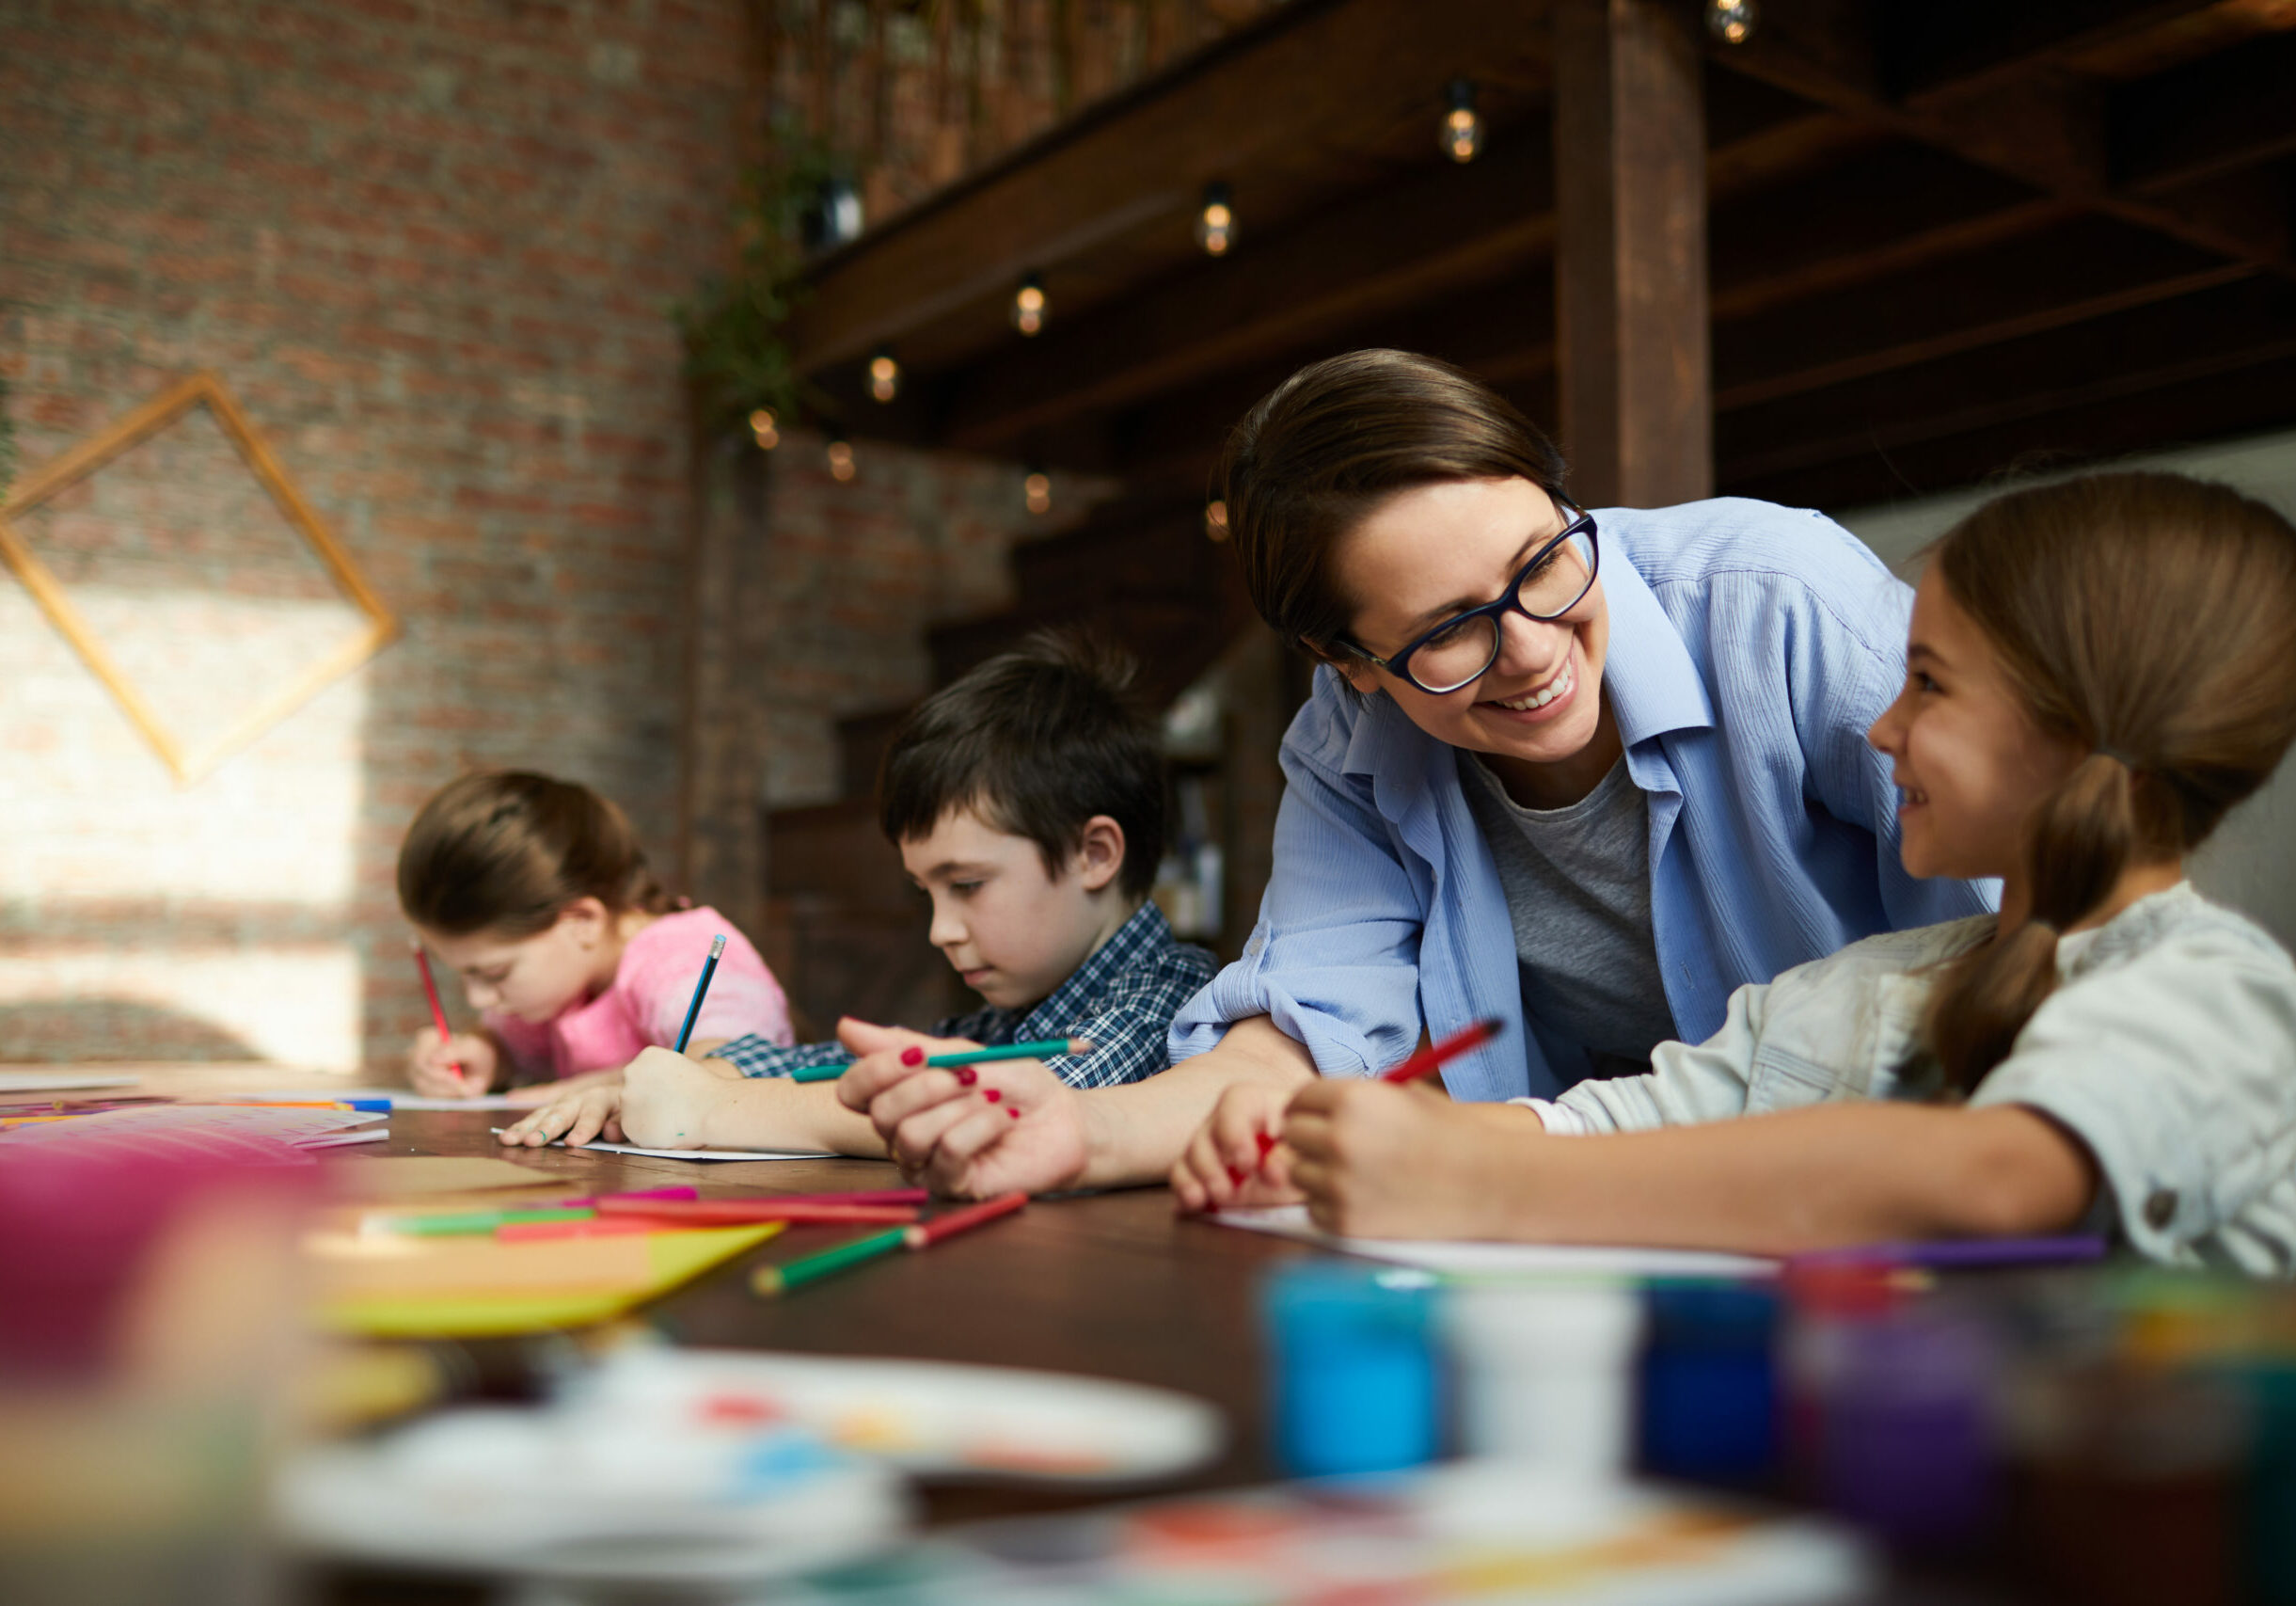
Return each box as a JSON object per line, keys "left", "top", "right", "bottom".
{"left": 1554, "top": 0, "right": 1713, "bottom": 507}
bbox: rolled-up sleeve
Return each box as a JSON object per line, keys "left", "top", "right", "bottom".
{"left": 1168, "top": 687, "right": 1429, "bottom": 1077}
{"left": 1971, "top": 930, "right": 2296, "bottom": 1272}
{"left": 1554, "top": 977, "right": 1771, "bottom": 1132}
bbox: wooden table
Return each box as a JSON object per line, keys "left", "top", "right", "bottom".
{"left": 379, "top": 1105, "right": 1306, "bottom": 1517}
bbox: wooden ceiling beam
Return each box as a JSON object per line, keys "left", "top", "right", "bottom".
{"left": 785, "top": 0, "right": 1550, "bottom": 375}
{"left": 1717, "top": 276, "right": 2296, "bottom": 483}
{"left": 938, "top": 126, "right": 1558, "bottom": 454}
{"left": 2111, "top": 30, "right": 2296, "bottom": 190}
{"left": 1711, "top": 0, "right": 2294, "bottom": 272}
{"left": 1714, "top": 215, "right": 2256, "bottom": 410}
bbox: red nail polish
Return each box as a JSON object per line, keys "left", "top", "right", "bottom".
{"left": 955, "top": 1066, "right": 977, "bottom": 1087}
{"left": 1255, "top": 1132, "right": 1277, "bottom": 1157}
{"left": 900, "top": 1046, "right": 924, "bottom": 1067}
{"left": 1007, "top": 1107, "right": 1021, "bottom": 1120}
{"left": 1227, "top": 1166, "right": 1247, "bottom": 1186}
{"left": 984, "top": 1089, "right": 1001, "bottom": 1104}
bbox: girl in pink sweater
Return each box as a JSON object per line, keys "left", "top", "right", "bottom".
{"left": 395, "top": 771, "right": 791, "bottom": 1101}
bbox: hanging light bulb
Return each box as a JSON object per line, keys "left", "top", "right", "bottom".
{"left": 1024, "top": 469, "right": 1052, "bottom": 515}
{"left": 1011, "top": 273, "right": 1048, "bottom": 336}
{"left": 1442, "top": 79, "right": 1481, "bottom": 164}
{"left": 1196, "top": 182, "right": 1236, "bottom": 257}
{"left": 1204, "top": 500, "right": 1229, "bottom": 541}
{"left": 748, "top": 407, "right": 780, "bottom": 451}
{"left": 1704, "top": 0, "right": 1757, "bottom": 43}
{"left": 867, "top": 349, "right": 900, "bottom": 404}
{"left": 826, "top": 435, "right": 856, "bottom": 482}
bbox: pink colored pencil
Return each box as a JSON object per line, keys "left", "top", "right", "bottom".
{"left": 744, "top": 1187, "right": 930, "bottom": 1208}
{"left": 498, "top": 1216, "right": 660, "bottom": 1243}
{"left": 554, "top": 1185, "right": 701, "bottom": 1208}
{"left": 592, "top": 1198, "right": 922, "bottom": 1227}
{"left": 410, "top": 940, "right": 466, "bottom": 1086}
{"left": 904, "top": 1190, "right": 1029, "bottom": 1248}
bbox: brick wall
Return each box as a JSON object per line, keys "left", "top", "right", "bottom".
{"left": 0, "top": 0, "right": 770, "bottom": 1070}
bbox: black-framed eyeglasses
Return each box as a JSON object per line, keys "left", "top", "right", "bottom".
{"left": 1347, "top": 508, "right": 1600, "bottom": 695}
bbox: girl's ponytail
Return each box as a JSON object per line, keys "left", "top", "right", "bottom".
{"left": 1926, "top": 753, "right": 2136, "bottom": 1091}
{"left": 1916, "top": 471, "right": 2296, "bottom": 1094}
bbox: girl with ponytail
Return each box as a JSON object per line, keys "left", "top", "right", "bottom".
{"left": 1258, "top": 471, "right": 2296, "bottom": 1272}
{"left": 396, "top": 771, "right": 792, "bottom": 1099}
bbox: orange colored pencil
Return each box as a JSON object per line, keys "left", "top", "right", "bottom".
{"left": 905, "top": 1191, "right": 1028, "bottom": 1248}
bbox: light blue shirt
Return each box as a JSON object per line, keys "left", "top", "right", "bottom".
{"left": 1168, "top": 497, "right": 2000, "bottom": 1102}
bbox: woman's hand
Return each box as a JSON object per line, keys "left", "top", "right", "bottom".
{"left": 1283, "top": 1079, "right": 1538, "bottom": 1239}
{"left": 834, "top": 1019, "right": 1093, "bottom": 1198}
{"left": 407, "top": 1030, "right": 499, "bottom": 1097}
{"left": 1170, "top": 1081, "right": 1304, "bottom": 1214}
{"left": 498, "top": 1073, "right": 625, "bottom": 1147}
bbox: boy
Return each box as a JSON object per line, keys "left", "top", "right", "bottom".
{"left": 498, "top": 630, "right": 1217, "bottom": 1157}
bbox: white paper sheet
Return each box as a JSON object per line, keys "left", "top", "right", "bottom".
{"left": 241, "top": 1089, "right": 530, "bottom": 1111}
{"left": 0, "top": 1070, "right": 141, "bottom": 1094}
{"left": 297, "top": 1127, "right": 391, "bottom": 1149}
{"left": 489, "top": 1129, "right": 834, "bottom": 1161}
{"left": 1212, "top": 1205, "right": 1777, "bottom": 1280}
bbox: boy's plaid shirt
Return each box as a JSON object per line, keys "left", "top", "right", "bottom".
{"left": 714, "top": 902, "right": 1216, "bottom": 1089}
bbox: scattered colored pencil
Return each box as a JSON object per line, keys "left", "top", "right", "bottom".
{"left": 411, "top": 940, "right": 466, "bottom": 1088}
{"left": 672, "top": 934, "right": 727, "bottom": 1054}
{"left": 498, "top": 1216, "right": 661, "bottom": 1243}
{"left": 752, "top": 1225, "right": 910, "bottom": 1296}
{"left": 789, "top": 1038, "right": 1096, "bottom": 1084}
{"left": 553, "top": 1185, "right": 701, "bottom": 1209}
{"left": 1792, "top": 1234, "right": 2109, "bottom": 1272}
{"left": 595, "top": 1197, "right": 921, "bottom": 1227}
{"left": 1380, "top": 1017, "right": 1507, "bottom": 1084}
{"left": 387, "top": 1206, "right": 596, "bottom": 1236}
{"left": 905, "top": 1190, "right": 1028, "bottom": 1248}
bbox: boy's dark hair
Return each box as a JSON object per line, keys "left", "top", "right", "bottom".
{"left": 878, "top": 629, "right": 1165, "bottom": 900}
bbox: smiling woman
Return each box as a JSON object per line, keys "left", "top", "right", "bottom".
{"left": 825, "top": 350, "right": 2003, "bottom": 1205}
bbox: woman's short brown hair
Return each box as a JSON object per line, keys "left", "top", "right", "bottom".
{"left": 1217, "top": 349, "right": 1568, "bottom": 658}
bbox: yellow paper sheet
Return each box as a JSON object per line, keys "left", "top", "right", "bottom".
{"left": 311, "top": 1223, "right": 783, "bottom": 1339}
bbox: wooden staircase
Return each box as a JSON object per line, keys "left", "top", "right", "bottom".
{"left": 757, "top": 491, "right": 1259, "bottom": 1038}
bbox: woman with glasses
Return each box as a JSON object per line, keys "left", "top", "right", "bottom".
{"left": 831, "top": 348, "right": 1995, "bottom": 1206}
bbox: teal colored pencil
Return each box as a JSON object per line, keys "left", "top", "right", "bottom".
{"left": 788, "top": 1037, "right": 1093, "bottom": 1084}
{"left": 750, "top": 1225, "right": 909, "bottom": 1296}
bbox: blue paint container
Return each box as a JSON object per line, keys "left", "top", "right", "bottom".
{"left": 1261, "top": 1262, "right": 1439, "bottom": 1477}
{"left": 1638, "top": 1282, "right": 1781, "bottom": 1488}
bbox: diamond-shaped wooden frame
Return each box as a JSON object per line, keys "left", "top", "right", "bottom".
{"left": 0, "top": 372, "right": 399, "bottom": 787}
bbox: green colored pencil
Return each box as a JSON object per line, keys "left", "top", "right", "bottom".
{"left": 388, "top": 1206, "right": 596, "bottom": 1236}
{"left": 787, "top": 1037, "right": 1094, "bottom": 1084}
{"left": 751, "top": 1225, "right": 909, "bottom": 1296}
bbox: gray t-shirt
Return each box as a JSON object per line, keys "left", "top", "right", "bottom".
{"left": 1458, "top": 750, "right": 1678, "bottom": 1080}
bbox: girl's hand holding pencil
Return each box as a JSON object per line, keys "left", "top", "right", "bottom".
{"left": 834, "top": 1019, "right": 1094, "bottom": 1200}
{"left": 1169, "top": 1081, "right": 1306, "bottom": 1215}
{"left": 406, "top": 1028, "right": 499, "bottom": 1098}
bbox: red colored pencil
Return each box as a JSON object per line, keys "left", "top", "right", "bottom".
{"left": 498, "top": 1216, "right": 660, "bottom": 1243}
{"left": 592, "top": 1198, "right": 922, "bottom": 1227}
{"left": 1379, "top": 1017, "right": 1506, "bottom": 1084}
{"left": 410, "top": 940, "right": 466, "bottom": 1086}
{"left": 904, "top": 1190, "right": 1028, "bottom": 1248}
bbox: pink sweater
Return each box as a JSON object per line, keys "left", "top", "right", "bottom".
{"left": 487, "top": 906, "right": 793, "bottom": 1081}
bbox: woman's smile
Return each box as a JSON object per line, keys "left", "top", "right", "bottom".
{"left": 1480, "top": 651, "right": 1576, "bottom": 722}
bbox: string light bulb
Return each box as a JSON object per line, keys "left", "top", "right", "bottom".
{"left": 1196, "top": 182, "right": 1236, "bottom": 257}
{"left": 1024, "top": 469, "right": 1052, "bottom": 515}
{"left": 1204, "top": 500, "right": 1229, "bottom": 541}
{"left": 1704, "top": 0, "right": 1757, "bottom": 43}
{"left": 1011, "top": 274, "right": 1048, "bottom": 336}
{"left": 748, "top": 408, "right": 780, "bottom": 451}
{"left": 867, "top": 349, "right": 900, "bottom": 404}
{"left": 1442, "top": 79, "right": 1481, "bottom": 164}
{"left": 826, "top": 435, "right": 856, "bottom": 482}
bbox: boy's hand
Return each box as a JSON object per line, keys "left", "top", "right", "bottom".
{"left": 620, "top": 1046, "right": 745, "bottom": 1150}
{"left": 1283, "top": 1078, "right": 1537, "bottom": 1239}
{"left": 498, "top": 1073, "right": 625, "bottom": 1147}
{"left": 407, "top": 1029, "right": 499, "bottom": 1098}
{"left": 1170, "top": 1080, "right": 1304, "bottom": 1215}
{"left": 835, "top": 1018, "right": 1092, "bottom": 1198}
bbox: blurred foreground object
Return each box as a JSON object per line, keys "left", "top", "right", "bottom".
{"left": 0, "top": 1146, "right": 312, "bottom": 1606}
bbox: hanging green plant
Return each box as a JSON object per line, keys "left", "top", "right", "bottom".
{"left": 675, "top": 124, "right": 846, "bottom": 434}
